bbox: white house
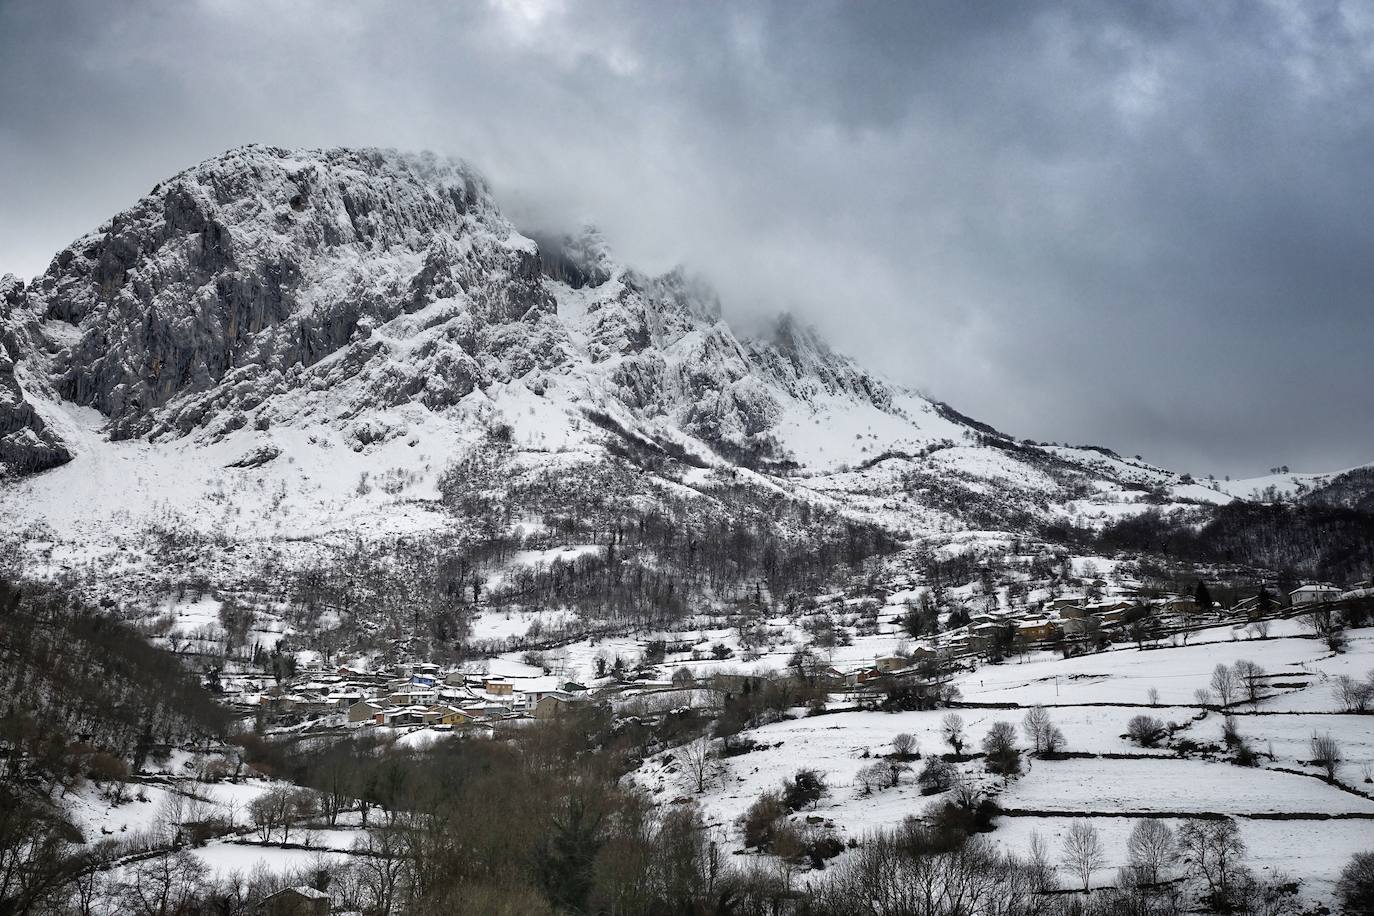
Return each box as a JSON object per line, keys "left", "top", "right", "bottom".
{"left": 1289, "top": 584, "right": 1342, "bottom": 606}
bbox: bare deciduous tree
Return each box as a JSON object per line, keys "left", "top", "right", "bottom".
{"left": 1021, "top": 706, "right": 1064, "bottom": 756}
{"left": 1126, "top": 818, "right": 1176, "bottom": 885}
{"left": 1333, "top": 674, "right": 1373, "bottom": 713}
{"left": 1302, "top": 604, "right": 1346, "bottom": 652}
{"left": 1310, "top": 732, "right": 1341, "bottom": 780}
{"left": 1127, "top": 715, "right": 1167, "bottom": 748}
{"left": 941, "top": 713, "right": 966, "bottom": 755}
{"left": 1232, "top": 659, "right": 1265, "bottom": 706}
{"left": 1060, "top": 819, "right": 1106, "bottom": 892}
{"left": 891, "top": 733, "right": 916, "bottom": 758}
{"left": 1022, "top": 706, "right": 1051, "bottom": 754}
{"left": 1178, "top": 817, "right": 1247, "bottom": 906}
{"left": 1028, "top": 830, "right": 1057, "bottom": 892}
{"left": 855, "top": 762, "right": 886, "bottom": 796}
{"left": 1210, "top": 664, "right": 1237, "bottom": 707}
{"left": 117, "top": 851, "right": 208, "bottom": 916}
{"left": 682, "top": 737, "right": 715, "bottom": 794}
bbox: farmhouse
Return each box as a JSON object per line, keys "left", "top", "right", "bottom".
{"left": 1015, "top": 617, "right": 1057, "bottom": 641}
{"left": 387, "top": 688, "right": 438, "bottom": 706}
{"left": 967, "top": 621, "right": 1010, "bottom": 652}
{"left": 534, "top": 694, "right": 571, "bottom": 720}
{"left": 431, "top": 705, "right": 478, "bottom": 727}
{"left": 1290, "top": 584, "right": 1342, "bottom": 606}
{"left": 1156, "top": 596, "right": 1199, "bottom": 615}
{"left": 347, "top": 700, "right": 384, "bottom": 724}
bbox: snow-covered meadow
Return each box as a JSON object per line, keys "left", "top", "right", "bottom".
{"left": 628, "top": 622, "right": 1374, "bottom": 907}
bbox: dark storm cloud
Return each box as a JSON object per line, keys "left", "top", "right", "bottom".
{"left": 2, "top": 0, "right": 1371, "bottom": 475}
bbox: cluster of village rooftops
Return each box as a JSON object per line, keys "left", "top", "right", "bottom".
{"left": 240, "top": 580, "right": 1359, "bottom": 735}
{"left": 251, "top": 662, "right": 591, "bottom": 735}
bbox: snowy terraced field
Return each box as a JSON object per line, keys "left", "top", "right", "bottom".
{"left": 1221, "top": 712, "right": 1374, "bottom": 763}
{"left": 997, "top": 757, "right": 1374, "bottom": 816}
{"left": 187, "top": 842, "right": 349, "bottom": 881}
{"left": 631, "top": 623, "right": 1374, "bottom": 907}
{"left": 955, "top": 622, "right": 1337, "bottom": 708}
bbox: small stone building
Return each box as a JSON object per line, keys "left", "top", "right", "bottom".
{"left": 258, "top": 885, "right": 329, "bottom": 916}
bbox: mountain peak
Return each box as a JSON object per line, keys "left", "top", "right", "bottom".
{"left": 0, "top": 146, "right": 1223, "bottom": 559}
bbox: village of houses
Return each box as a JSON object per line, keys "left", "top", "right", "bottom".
{"left": 239, "top": 579, "right": 1364, "bottom": 738}
{"left": 251, "top": 662, "right": 592, "bottom": 735}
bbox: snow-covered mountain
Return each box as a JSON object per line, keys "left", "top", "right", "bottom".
{"left": 0, "top": 146, "right": 1304, "bottom": 553}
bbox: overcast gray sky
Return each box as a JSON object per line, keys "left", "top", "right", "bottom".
{"left": 2, "top": 0, "right": 1371, "bottom": 477}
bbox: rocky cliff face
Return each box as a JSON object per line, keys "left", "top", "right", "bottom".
{"left": 0, "top": 275, "right": 72, "bottom": 476}
{"left": 8, "top": 145, "right": 901, "bottom": 463}
{"left": 24, "top": 147, "right": 557, "bottom": 440}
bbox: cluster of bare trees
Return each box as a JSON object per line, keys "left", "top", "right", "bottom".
{"left": 248, "top": 787, "right": 320, "bottom": 843}
{"left": 1333, "top": 669, "right": 1374, "bottom": 712}
{"left": 1022, "top": 707, "right": 1065, "bottom": 756}
{"left": 1208, "top": 660, "right": 1266, "bottom": 709}
{"left": 1049, "top": 816, "right": 1304, "bottom": 914}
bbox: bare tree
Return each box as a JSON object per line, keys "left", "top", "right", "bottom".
{"left": 1310, "top": 732, "right": 1341, "bottom": 780}
{"left": 1333, "top": 675, "right": 1373, "bottom": 713}
{"left": 1022, "top": 707, "right": 1051, "bottom": 754}
{"left": 891, "top": 733, "right": 917, "bottom": 758}
{"left": 1210, "top": 664, "right": 1237, "bottom": 707}
{"left": 917, "top": 757, "right": 957, "bottom": 794}
{"left": 1220, "top": 715, "right": 1243, "bottom": 748}
{"left": 1232, "top": 659, "right": 1265, "bottom": 707}
{"left": 1178, "top": 817, "right": 1246, "bottom": 907}
{"left": 1302, "top": 604, "right": 1346, "bottom": 652}
{"left": 1336, "top": 851, "right": 1374, "bottom": 915}
{"left": 1193, "top": 688, "right": 1213, "bottom": 707}
{"left": 117, "top": 851, "right": 208, "bottom": 916}
{"left": 1028, "top": 830, "right": 1057, "bottom": 892}
{"left": 1146, "top": 687, "right": 1160, "bottom": 707}
{"left": 884, "top": 760, "right": 912, "bottom": 789}
{"left": 981, "top": 721, "right": 1021, "bottom": 776}
{"left": 1061, "top": 819, "right": 1106, "bottom": 892}
{"left": 1022, "top": 706, "right": 1064, "bottom": 756}
{"left": 1126, "top": 818, "right": 1176, "bottom": 885}
{"left": 1127, "top": 715, "right": 1167, "bottom": 748}
{"left": 855, "top": 762, "right": 886, "bottom": 796}
{"left": 941, "top": 713, "right": 966, "bottom": 755}
{"left": 355, "top": 826, "right": 407, "bottom": 916}
{"left": 682, "top": 737, "right": 715, "bottom": 794}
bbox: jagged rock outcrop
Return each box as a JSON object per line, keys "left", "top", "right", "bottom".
{"left": 26, "top": 146, "right": 553, "bottom": 439}
{"left": 0, "top": 276, "right": 72, "bottom": 476}
{"left": 6, "top": 144, "right": 903, "bottom": 464}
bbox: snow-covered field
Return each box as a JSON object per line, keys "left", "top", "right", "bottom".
{"left": 628, "top": 623, "right": 1374, "bottom": 907}
{"left": 989, "top": 816, "right": 1371, "bottom": 898}
{"left": 998, "top": 757, "right": 1374, "bottom": 815}
{"left": 189, "top": 842, "right": 348, "bottom": 880}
